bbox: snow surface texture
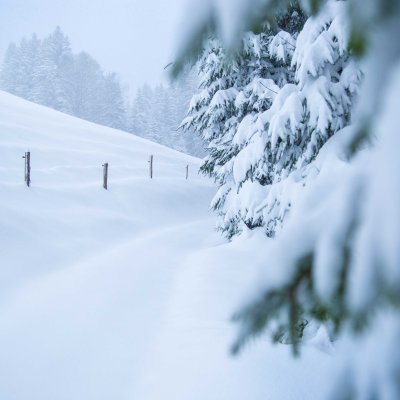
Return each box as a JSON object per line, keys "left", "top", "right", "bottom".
{"left": 0, "top": 91, "right": 333, "bottom": 400}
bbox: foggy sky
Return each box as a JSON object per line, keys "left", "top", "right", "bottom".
{"left": 0, "top": 0, "right": 188, "bottom": 94}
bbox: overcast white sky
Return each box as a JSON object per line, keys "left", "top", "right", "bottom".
{"left": 0, "top": 0, "right": 189, "bottom": 94}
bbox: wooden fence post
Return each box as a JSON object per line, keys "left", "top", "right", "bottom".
{"left": 22, "top": 151, "right": 31, "bottom": 187}
{"left": 186, "top": 164, "right": 189, "bottom": 180}
{"left": 149, "top": 155, "right": 153, "bottom": 179}
{"left": 102, "top": 162, "right": 108, "bottom": 190}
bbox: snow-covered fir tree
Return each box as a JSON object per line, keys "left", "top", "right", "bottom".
{"left": 227, "top": 0, "right": 363, "bottom": 347}
{"left": 0, "top": 42, "right": 20, "bottom": 96}
{"left": 32, "top": 26, "right": 74, "bottom": 113}
{"left": 96, "top": 72, "right": 127, "bottom": 131}
{"left": 0, "top": 35, "right": 41, "bottom": 100}
{"left": 181, "top": 37, "right": 248, "bottom": 237}
{"left": 128, "top": 83, "right": 158, "bottom": 142}
{"left": 231, "top": 0, "right": 361, "bottom": 237}
{"left": 182, "top": 4, "right": 307, "bottom": 237}
{"left": 69, "top": 51, "right": 104, "bottom": 122}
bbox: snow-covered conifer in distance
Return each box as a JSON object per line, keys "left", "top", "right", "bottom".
{"left": 0, "top": 27, "right": 128, "bottom": 133}
{"left": 128, "top": 67, "right": 205, "bottom": 156}
{"left": 0, "top": 42, "right": 20, "bottom": 95}
{"left": 32, "top": 26, "right": 74, "bottom": 113}
{"left": 0, "top": 35, "right": 41, "bottom": 100}
{"left": 97, "top": 72, "right": 127, "bottom": 131}
{"left": 69, "top": 51, "right": 103, "bottom": 121}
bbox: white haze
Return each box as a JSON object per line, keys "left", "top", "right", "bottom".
{"left": 0, "top": 0, "right": 188, "bottom": 92}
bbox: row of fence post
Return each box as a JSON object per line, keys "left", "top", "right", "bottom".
{"left": 23, "top": 151, "right": 31, "bottom": 187}
{"left": 149, "top": 155, "right": 153, "bottom": 179}
{"left": 102, "top": 162, "right": 108, "bottom": 190}
{"left": 21, "top": 152, "right": 189, "bottom": 189}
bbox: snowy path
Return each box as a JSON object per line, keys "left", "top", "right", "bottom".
{"left": 0, "top": 91, "right": 334, "bottom": 400}
{"left": 0, "top": 217, "right": 217, "bottom": 400}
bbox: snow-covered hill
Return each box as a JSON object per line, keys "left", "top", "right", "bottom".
{"left": 0, "top": 91, "right": 333, "bottom": 400}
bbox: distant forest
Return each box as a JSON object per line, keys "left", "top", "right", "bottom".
{"left": 0, "top": 27, "right": 205, "bottom": 156}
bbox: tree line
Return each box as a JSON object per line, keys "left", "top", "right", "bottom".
{"left": 0, "top": 27, "right": 204, "bottom": 156}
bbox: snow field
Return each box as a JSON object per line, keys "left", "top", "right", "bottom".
{"left": 0, "top": 91, "right": 334, "bottom": 400}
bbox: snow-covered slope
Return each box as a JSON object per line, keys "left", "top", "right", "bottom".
{"left": 0, "top": 91, "right": 333, "bottom": 400}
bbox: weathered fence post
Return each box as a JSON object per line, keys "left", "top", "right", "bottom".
{"left": 102, "top": 162, "right": 108, "bottom": 190}
{"left": 22, "top": 151, "right": 31, "bottom": 187}
{"left": 149, "top": 155, "right": 153, "bottom": 179}
{"left": 186, "top": 164, "right": 189, "bottom": 180}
